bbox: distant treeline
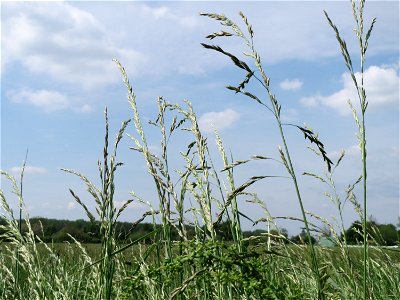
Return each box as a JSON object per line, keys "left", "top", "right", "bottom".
{"left": 0, "top": 217, "right": 398, "bottom": 245}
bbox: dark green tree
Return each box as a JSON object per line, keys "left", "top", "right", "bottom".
{"left": 344, "top": 220, "right": 399, "bottom": 246}
{"left": 291, "top": 229, "right": 316, "bottom": 245}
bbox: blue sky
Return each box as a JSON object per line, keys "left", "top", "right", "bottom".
{"left": 1, "top": 0, "right": 399, "bottom": 235}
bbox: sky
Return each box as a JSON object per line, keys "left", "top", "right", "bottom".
{"left": 1, "top": 0, "right": 399, "bottom": 235}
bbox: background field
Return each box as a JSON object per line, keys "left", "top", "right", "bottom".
{"left": 1, "top": 1, "right": 399, "bottom": 299}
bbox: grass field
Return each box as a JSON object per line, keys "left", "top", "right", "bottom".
{"left": 1, "top": 239, "right": 399, "bottom": 299}
{"left": 1, "top": 1, "right": 399, "bottom": 299}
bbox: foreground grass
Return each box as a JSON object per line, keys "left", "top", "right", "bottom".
{"left": 1, "top": 1, "right": 399, "bottom": 299}
{"left": 1, "top": 240, "right": 399, "bottom": 299}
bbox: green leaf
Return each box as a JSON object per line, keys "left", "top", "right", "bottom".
{"left": 295, "top": 125, "right": 333, "bottom": 172}
{"left": 201, "top": 43, "right": 251, "bottom": 72}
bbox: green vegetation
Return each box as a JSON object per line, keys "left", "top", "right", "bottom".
{"left": 344, "top": 220, "right": 399, "bottom": 246}
{"left": 1, "top": 1, "right": 399, "bottom": 299}
{"left": 1, "top": 217, "right": 398, "bottom": 246}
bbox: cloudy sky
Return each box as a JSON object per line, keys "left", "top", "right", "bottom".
{"left": 1, "top": 0, "right": 399, "bottom": 235}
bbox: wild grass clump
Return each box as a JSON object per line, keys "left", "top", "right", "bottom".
{"left": 0, "top": 0, "right": 399, "bottom": 299}
{"left": 0, "top": 170, "right": 98, "bottom": 299}
{"left": 61, "top": 108, "right": 132, "bottom": 299}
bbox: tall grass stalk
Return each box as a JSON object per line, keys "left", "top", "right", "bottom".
{"left": 62, "top": 108, "right": 131, "bottom": 299}
{"left": 15, "top": 149, "right": 28, "bottom": 289}
{"left": 304, "top": 150, "right": 359, "bottom": 294}
{"left": 114, "top": 60, "right": 177, "bottom": 264}
{"left": 324, "top": 0, "right": 376, "bottom": 297}
{"left": 214, "top": 130, "right": 243, "bottom": 250}
{"left": 200, "top": 11, "right": 334, "bottom": 299}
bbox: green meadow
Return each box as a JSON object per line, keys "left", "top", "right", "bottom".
{"left": 1, "top": 1, "right": 399, "bottom": 299}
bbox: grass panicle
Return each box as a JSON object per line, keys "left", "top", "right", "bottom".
{"left": 1, "top": 1, "right": 398, "bottom": 299}
{"left": 325, "top": 0, "right": 376, "bottom": 297}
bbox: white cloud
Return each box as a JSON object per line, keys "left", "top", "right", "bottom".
{"left": 299, "top": 95, "right": 320, "bottom": 108}
{"left": 8, "top": 89, "right": 70, "bottom": 112}
{"left": 300, "top": 66, "right": 399, "bottom": 115}
{"left": 390, "top": 146, "right": 399, "bottom": 158}
{"left": 151, "top": 6, "right": 170, "bottom": 19}
{"left": 74, "top": 104, "right": 94, "bottom": 113}
{"left": 198, "top": 109, "right": 240, "bottom": 133}
{"left": 7, "top": 89, "right": 95, "bottom": 113}
{"left": 329, "top": 144, "right": 360, "bottom": 160}
{"left": 140, "top": 4, "right": 199, "bottom": 28}
{"left": 10, "top": 166, "right": 48, "bottom": 175}
{"left": 2, "top": 2, "right": 146, "bottom": 89}
{"left": 280, "top": 79, "right": 303, "bottom": 91}
{"left": 2, "top": 1, "right": 397, "bottom": 88}
{"left": 3, "top": 1, "right": 395, "bottom": 92}
{"left": 67, "top": 202, "right": 77, "bottom": 209}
